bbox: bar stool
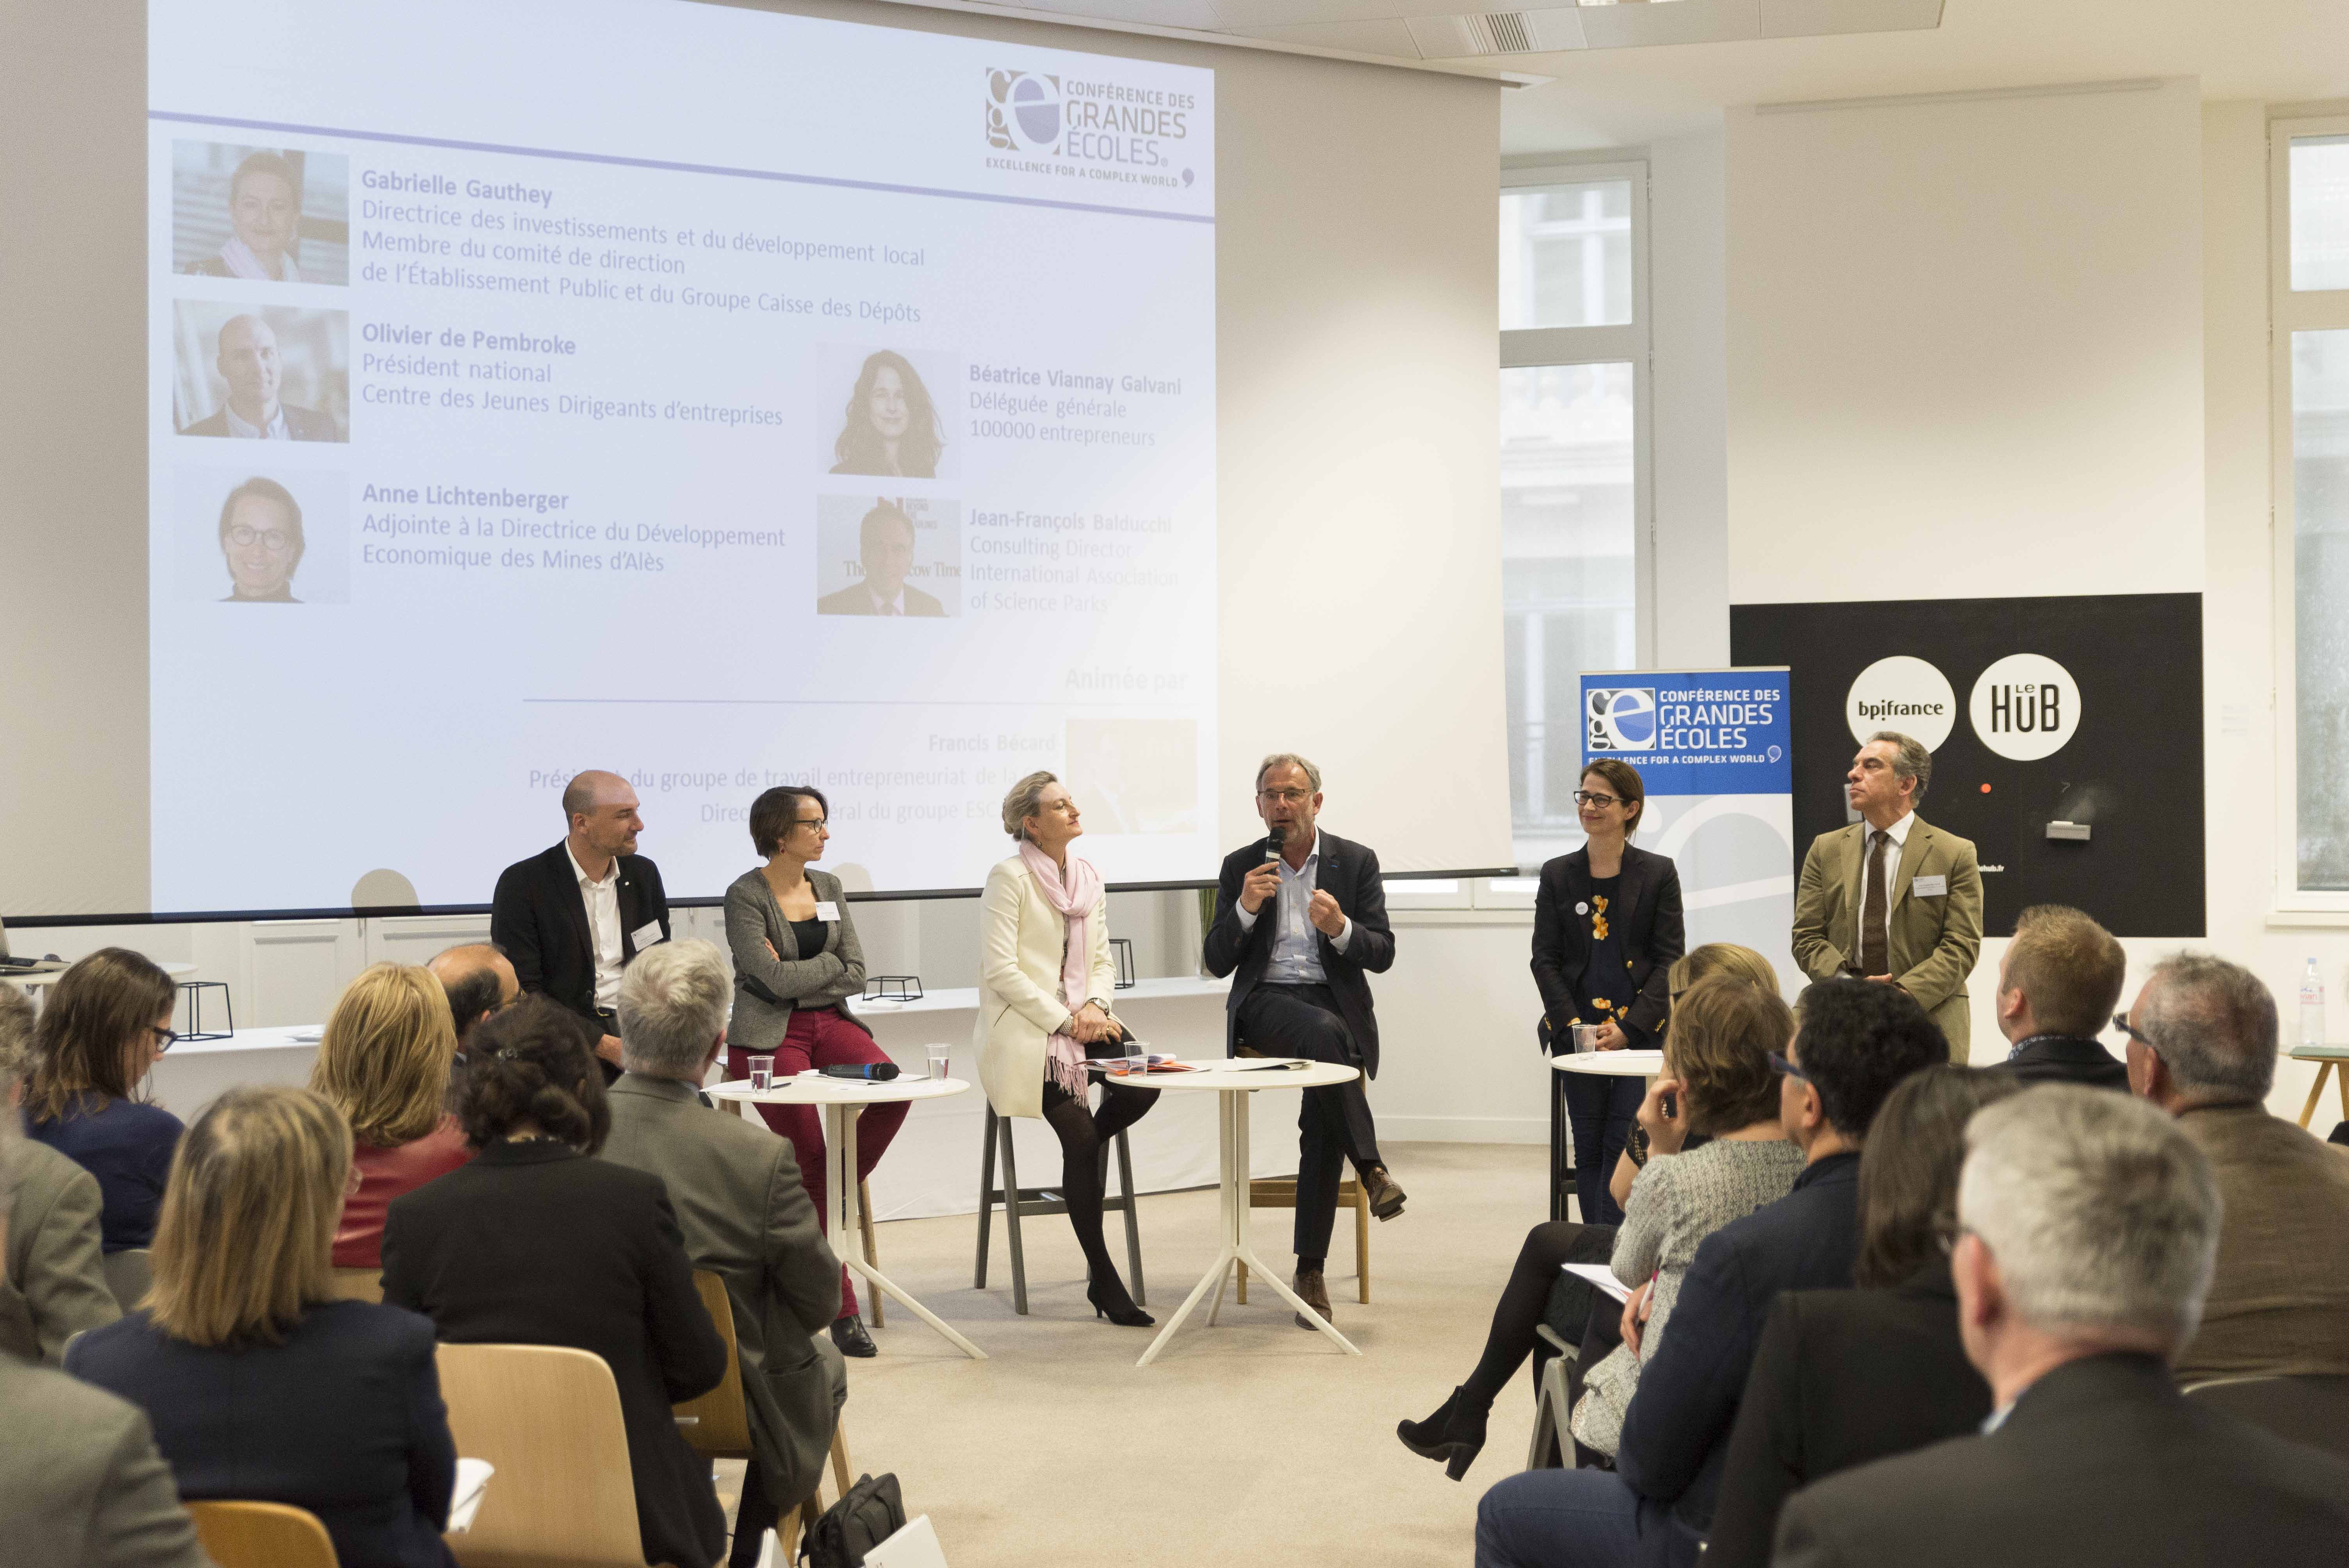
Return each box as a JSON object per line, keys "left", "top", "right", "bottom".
{"left": 972, "top": 1104, "right": 1145, "bottom": 1314}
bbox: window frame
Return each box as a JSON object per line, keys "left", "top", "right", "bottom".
{"left": 2270, "top": 112, "right": 2349, "bottom": 920}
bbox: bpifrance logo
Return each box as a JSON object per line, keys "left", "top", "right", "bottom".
{"left": 986, "top": 69, "right": 1062, "bottom": 154}
{"left": 1586, "top": 688, "right": 1658, "bottom": 752}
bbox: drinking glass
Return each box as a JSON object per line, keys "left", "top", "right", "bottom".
{"left": 1572, "top": 1024, "right": 1603, "bottom": 1054}
{"left": 925, "top": 1043, "right": 951, "bottom": 1082}
{"left": 748, "top": 1053, "right": 775, "bottom": 1091}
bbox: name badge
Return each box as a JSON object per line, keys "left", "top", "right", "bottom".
{"left": 631, "top": 919, "right": 665, "bottom": 950}
{"left": 814, "top": 901, "right": 840, "bottom": 922}
{"left": 1912, "top": 874, "right": 1949, "bottom": 898}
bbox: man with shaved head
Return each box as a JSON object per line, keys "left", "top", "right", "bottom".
{"left": 178, "top": 312, "right": 342, "bottom": 440}
{"left": 490, "top": 770, "right": 670, "bottom": 1078}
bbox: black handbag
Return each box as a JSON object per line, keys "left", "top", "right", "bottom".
{"left": 798, "top": 1472, "right": 906, "bottom": 1568}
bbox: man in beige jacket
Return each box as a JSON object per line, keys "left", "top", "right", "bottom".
{"left": 1791, "top": 731, "right": 1983, "bottom": 1058}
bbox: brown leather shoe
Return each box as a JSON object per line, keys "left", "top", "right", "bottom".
{"left": 1362, "top": 1164, "right": 1407, "bottom": 1221}
{"left": 1293, "top": 1267, "right": 1333, "bottom": 1330}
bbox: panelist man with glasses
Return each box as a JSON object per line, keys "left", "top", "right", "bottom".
{"left": 1203, "top": 752, "right": 1404, "bottom": 1330}
{"left": 213, "top": 476, "right": 306, "bottom": 603}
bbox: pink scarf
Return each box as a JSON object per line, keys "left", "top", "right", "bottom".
{"left": 1018, "top": 841, "right": 1103, "bottom": 1097}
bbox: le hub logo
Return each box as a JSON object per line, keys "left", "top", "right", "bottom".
{"left": 1587, "top": 688, "right": 1658, "bottom": 752}
{"left": 1845, "top": 653, "right": 2080, "bottom": 761}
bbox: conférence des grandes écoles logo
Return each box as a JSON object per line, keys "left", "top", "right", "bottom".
{"left": 985, "top": 68, "right": 1197, "bottom": 187}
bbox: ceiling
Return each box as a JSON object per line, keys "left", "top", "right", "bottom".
{"left": 936, "top": 0, "right": 2349, "bottom": 151}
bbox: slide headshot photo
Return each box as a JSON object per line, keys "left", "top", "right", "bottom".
{"left": 815, "top": 494, "right": 959, "bottom": 618}
{"left": 172, "top": 300, "right": 348, "bottom": 442}
{"left": 175, "top": 466, "right": 349, "bottom": 606}
{"left": 823, "top": 344, "right": 957, "bottom": 480}
{"left": 171, "top": 141, "right": 350, "bottom": 285}
{"left": 1064, "top": 718, "right": 1200, "bottom": 835}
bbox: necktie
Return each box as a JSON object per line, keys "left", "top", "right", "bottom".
{"left": 1859, "top": 829, "right": 1890, "bottom": 977}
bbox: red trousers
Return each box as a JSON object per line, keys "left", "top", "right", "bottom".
{"left": 728, "top": 1006, "right": 905, "bottom": 1318}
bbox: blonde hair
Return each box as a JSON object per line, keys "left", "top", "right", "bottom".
{"left": 1001, "top": 770, "right": 1060, "bottom": 841}
{"left": 1667, "top": 942, "right": 1782, "bottom": 1001}
{"left": 309, "top": 963, "right": 457, "bottom": 1147}
{"left": 1663, "top": 972, "right": 1794, "bottom": 1136}
{"left": 147, "top": 1086, "right": 350, "bottom": 1347}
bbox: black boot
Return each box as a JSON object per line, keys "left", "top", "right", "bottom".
{"left": 1397, "top": 1386, "right": 1490, "bottom": 1481}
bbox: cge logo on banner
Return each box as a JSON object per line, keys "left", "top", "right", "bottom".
{"left": 986, "top": 66, "right": 1198, "bottom": 183}
{"left": 1583, "top": 670, "right": 1791, "bottom": 796}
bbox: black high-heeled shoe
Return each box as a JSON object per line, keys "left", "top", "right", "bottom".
{"left": 1397, "top": 1386, "right": 1489, "bottom": 1481}
{"left": 1086, "top": 1276, "right": 1155, "bottom": 1328}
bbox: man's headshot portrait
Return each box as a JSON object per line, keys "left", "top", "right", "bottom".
{"left": 173, "top": 303, "right": 347, "bottom": 442}
{"left": 173, "top": 142, "right": 349, "bottom": 286}
{"left": 816, "top": 499, "right": 952, "bottom": 617}
{"left": 215, "top": 476, "right": 307, "bottom": 603}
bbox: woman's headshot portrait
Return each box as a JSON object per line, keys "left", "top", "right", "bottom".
{"left": 829, "top": 349, "right": 946, "bottom": 478}
{"left": 216, "top": 476, "right": 307, "bottom": 603}
{"left": 173, "top": 142, "right": 350, "bottom": 287}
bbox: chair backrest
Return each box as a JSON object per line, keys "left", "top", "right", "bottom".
{"left": 672, "top": 1269, "right": 751, "bottom": 1456}
{"left": 326, "top": 1269, "right": 383, "bottom": 1303}
{"left": 185, "top": 1500, "right": 339, "bottom": 1568}
{"left": 101, "top": 1248, "right": 153, "bottom": 1311}
{"left": 434, "top": 1343, "right": 649, "bottom": 1568}
{"left": 2184, "top": 1374, "right": 2349, "bottom": 1461}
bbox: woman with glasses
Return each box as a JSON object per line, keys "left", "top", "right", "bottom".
{"left": 20, "top": 948, "right": 185, "bottom": 1253}
{"left": 1531, "top": 758, "right": 1686, "bottom": 1226}
{"left": 216, "top": 476, "right": 306, "bottom": 603}
{"left": 722, "top": 784, "right": 900, "bottom": 1359}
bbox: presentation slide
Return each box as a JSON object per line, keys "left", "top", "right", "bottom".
{"left": 147, "top": 0, "right": 1215, "bottom": 911}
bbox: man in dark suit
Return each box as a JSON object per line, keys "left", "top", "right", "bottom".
{"left": 1475, "top": 980, "right": 1947, "bottom": 1568}
{"left": 491, "top": 769, "right": 669, "bottom": 1075}
{"left": 814, "top": 502, "right": 944, "bottom": 617}
{"left": 1202, "top": 752, "right": 1401, "bottom": 1329}
{"left": 177, "top": 314, "right": 341, "bottom": 440}
{"left": 603, "top": 940, "right": 843, "bottom": 1568}
{"left": 1772, "top": 1086, "right": 2349, "bottom": 1566}
{"left": 1990, "top": 904, "right": 2129, "bottom": 1089}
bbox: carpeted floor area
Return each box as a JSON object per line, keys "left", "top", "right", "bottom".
{"left": 772, "top": 1140, "right": 1554, "bottom": 1567}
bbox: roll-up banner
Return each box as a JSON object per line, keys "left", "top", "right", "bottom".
{"left": 1581, "top": 667, "right": 1798, "bottom": 987}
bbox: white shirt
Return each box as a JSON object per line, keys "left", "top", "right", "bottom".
{"left": 567, "top": 842, "right": 625, "bottom": 1011}
{"left": 864, "top": 584, "right": 906, "bottom": 615}
{"left": 1858, "top": 810, "right": 1915, "bottom": 972}
{"left": 222, "top": 401, "right": 289, "bottom": 440}
{"left": 1233, "top": 830, "right": 1353, "bottom": 984}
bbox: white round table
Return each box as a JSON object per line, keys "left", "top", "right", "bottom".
{"left": 1551, "top": 1048, "right": 1664, "bottom": 1079}
{"left": 1118, "top": 1060, "right": 1366, "bottom": 1367}
{"left": 707, "top": 1074, "right": 986, "bottom": 1361}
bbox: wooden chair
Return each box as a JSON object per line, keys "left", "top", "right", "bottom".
{"left": 972, "top": 1105, "right": 1145, "bottom": 1314}
{"left": 326, "top": 1269, "right": 383, "bottom": 1303}
{"left": 2184, "top": 1374, "right": 2349, "bottom": 1461}
{"left": 1232, "top": 1179, "right": 1371, "bottom": 1305}
{"left": 434, "top": 1342, "right": 658, "bottom": 1567}
{"left": 857, "top": 1179, "right": 882, "bottom": 1327}
{"left": 185, "top": 1500, "right": 339, "bottom": 1568}
{"left": 101, "top": 1247, "right": 153, "bottom": 1311}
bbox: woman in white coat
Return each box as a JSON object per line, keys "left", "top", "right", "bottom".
{"left": 975, "top": 770, "right": 1158, "bottom": 1327}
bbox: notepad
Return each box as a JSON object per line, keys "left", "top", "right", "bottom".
{"left": 1562, "top": 1262, "right": 1633, "bottom": 1304}
{"left": 447, "top": 1458, "right": 495, "bottom": 1533}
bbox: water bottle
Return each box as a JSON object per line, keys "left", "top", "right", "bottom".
{"left": 2301, "top": 959, "right": 2326, "bottom": 1048}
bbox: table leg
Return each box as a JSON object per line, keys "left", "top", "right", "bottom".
{"left": 1208, "top": 1086, "right": 1235, "bottom": 1326}
{"left": 2300, "top": 1063, "right": 2332, "bottom": 1130}
{"left": 830, "top": 1104, "right": 987, "bottom": 1361}
{"left": 1226, "top": 1089, "right": 1359, "bottom": 1357}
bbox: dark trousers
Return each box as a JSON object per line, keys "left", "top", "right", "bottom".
{"left": 1561, "top": 1072, "right": 1642, "bottom": 1226}
{"left": 1235, "top": 982, "right": 1382, "bottom": 1261}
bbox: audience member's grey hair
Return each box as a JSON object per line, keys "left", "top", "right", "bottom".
{"left": 1255, "top": 752, "right": 1322, "bottom": 793}
{"left": 1959, "top": 1085, "right": 2221, "bottom": 1347}
{"left": 2136, "top": 952, "right": 2278, "bottom": 1104}
{"left": 0, "top": 980, "right": 34, "bottom": 1085}
{"left": 1866, "top": 731, "right": 1932, "bottom": 804}
{"left": 618, "top": 939, "right": 732, "bottom": 1078}
{"left": 1001, "top": 770, "right": 1059, "bottom": 841}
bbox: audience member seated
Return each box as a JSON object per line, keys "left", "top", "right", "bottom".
{"left": 1566, "top": 974, "right": 1802, "bottom": 1461}
{"left": 1704, "top": 1066, "right": 2019, "bottom": 1566}
{"left": 603, "top": 940, "right": 846, "bottom": 1568}
{"left": 1397, "top": 943, "right": 1781, "bottom": 1481}
{"left": 20, "top": 950, "right": 184, "bottom": 1253}
{"left": 383, "top": 997, "right": 728, "bottom": 1568}
{"left": 2120, "top": 952, "right": 2349, "bottom": 1384}
{"left": 425, "top": 942, "right": 520, "bottom": 1064}
{"left": 0, "top": 1098, "right": 211, "bottom": 1568}
{"left": 1989, "top": 905, "right": 2129, "bottom": 1089}
{"left": 66, "top": 1086, "right": 458, "bottom": 1568}
{"left": 1475, "top": 979, "right": 1946, "bottom": 1568}
{"left": 0, "top": 982, "right": 119, "bottom": 1361}
{"left": 1771, "top": 1086, "right": 2349, "bottom": 1565}
{"left": 307, "top": 963, "right": 473, "bottom": 1270}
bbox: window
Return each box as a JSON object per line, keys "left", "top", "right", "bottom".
{"left": 1501, "top": 165, "right": 1649, "bottom": 878}
{"left": 2274, "top": 118, "right": 2349, "bottom": 908}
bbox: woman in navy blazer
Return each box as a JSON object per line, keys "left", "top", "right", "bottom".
{"left": 67, "top": 1085, "right": 458, "bottom": 1568}
{"left": 20, "top": 948, "right": 186, "bottom": 1252}
{"left": 1531, "top": 760, "right": 1685, "bottom": 1226}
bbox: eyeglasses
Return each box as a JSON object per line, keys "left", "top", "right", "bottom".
{"left": 226, "top": 525, "right": 295, "bottom": 553}
{"left": 148, "top": 1025, "right": 179, "bottom": 1054}
{"left": 1258, "top": 789, "right": 1312, "bottom": 805}
{"left": 2112, "top": 1012, "right": 2158, "bottom": 1051}
{"left": 794, "top": 818, "right": 829, "bottom": 832}
{"left": 1768, "top": 1051, "right": 1809, "bottom": 1082}
{"left": 1572, "top": 791, "right": 1625, "bottom": 809}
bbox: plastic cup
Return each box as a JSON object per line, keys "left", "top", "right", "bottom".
{"left": 1572, "top": 1025, "right": 1603, "bottom": 1055}
{"left": 748, "top": 1053, "right": 775, "bottom": 1092}
{"left": 925, "top": 1044, "right": 951, "bottom": 1082}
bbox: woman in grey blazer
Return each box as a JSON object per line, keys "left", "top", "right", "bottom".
{"left": 722, "top": 785, "right": 903, "bottom": 1359}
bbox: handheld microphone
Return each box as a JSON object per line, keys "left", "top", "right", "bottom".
{"left": 1264, "top": 822, "right": 1285, "bottom": 861}
{"left": 819, "top": 1062, "right": 900, "bottom": 1082}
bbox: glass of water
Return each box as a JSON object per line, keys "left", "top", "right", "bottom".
{"left": 748, "top": 1053, "right": 775, "bottom": 1092}
{"left": 925, "top": 1043, "right": 951, "bottom": 1082}
{"left": 1572, "top": 1025, "right": 1603, "bottom": 1055}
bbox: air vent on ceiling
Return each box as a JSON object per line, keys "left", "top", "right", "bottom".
{"left": 1471, "top": 12, "right": 1537, "bottom": 53}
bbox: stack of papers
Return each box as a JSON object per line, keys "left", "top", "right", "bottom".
{"left": 1562, "top": 1262, "right": 1633, "bottom": 1304}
